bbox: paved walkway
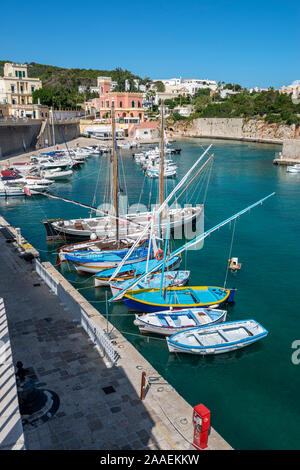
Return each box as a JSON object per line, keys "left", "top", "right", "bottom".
{"left": 0, "top": 221, "right": 232, "bottom": 450}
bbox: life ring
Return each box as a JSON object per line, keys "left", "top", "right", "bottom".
{"left": 155, "top": 249, "right": 164, "bottom": 261}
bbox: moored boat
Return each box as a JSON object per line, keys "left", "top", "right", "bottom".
{"left": 134, "top": 307, "right": 227, "bottom": 335}
{"left": 65, "top": 243, "right": 152, "bottom": 274}
{"left": 167, "top": 319, "right": 268, "bottom": 354}
{"left": 110, "top": 270, "right": 190, "bottom": 298}
{"left": 123, "top": 286, "right": 231, "bottom": 312}
{"left": 94, "top": 255, "right": 181, "bottom": 286}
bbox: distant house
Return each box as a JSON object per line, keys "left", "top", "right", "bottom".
{"left": 280, "top": 80, "right": 300, "bottom": 100}
{"left": 86, "top": 77, "right": 145, "bottom": 123}
{"left": 128, "top": 121, "right": 159, "bottom": 141}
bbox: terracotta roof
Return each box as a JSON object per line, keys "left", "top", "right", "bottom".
{"left": 135, "top": 121, "right": 158, "bottom": 129}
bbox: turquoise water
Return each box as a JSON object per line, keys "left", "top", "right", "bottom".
{"left": 1, "top": 138, "right": 300, "bottom": 450}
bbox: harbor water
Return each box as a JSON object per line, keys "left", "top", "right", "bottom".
{"left": 1, "top": 138, "right": 300, "bottom": 450}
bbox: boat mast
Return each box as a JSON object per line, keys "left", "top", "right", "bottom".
{"left": 159, "top": 100, "right": 165, "bottom": 208}
{"left": 111, "top": 101, "right": 119, "bottom": 243}
{"left": 51, "top": 107, "right": 55, "bottom": 147}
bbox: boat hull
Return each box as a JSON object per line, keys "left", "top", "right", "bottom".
{"left": 167, "top": 320, "right": 268, "bottom": 354}
{"left": 42, "top": 205, "right": 203, "bottom": 241}
{"left": 123, "top": 286, "right": 231, "bottom": 312}
{"left": 134, "top": 308, "right": 227, "bottom": 336}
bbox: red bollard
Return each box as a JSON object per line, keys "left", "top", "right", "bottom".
{"left": 192, "top": 404, "right": 210, "bottom": 450}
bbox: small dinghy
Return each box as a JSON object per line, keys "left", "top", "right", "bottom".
{"left": 110, "top": 270, "right": 190, "bottom": 298}
{"left": 167, "top": 319, "right": 268, "bottom": 354}
{"left": 134, "top": 307, "right": 227, "bottom": 335}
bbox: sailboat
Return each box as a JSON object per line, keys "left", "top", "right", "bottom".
{"left": 41, "top": 101, "right": 204, "bottom": 241}
{"left": 108, "top": 193, "right": 275, "bottom": 311}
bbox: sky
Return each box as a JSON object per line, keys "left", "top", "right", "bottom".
{"left": 1, "top": 0, "right": 299, "bottom": 89}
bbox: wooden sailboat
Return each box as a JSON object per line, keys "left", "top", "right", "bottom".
{"left": 109, "top": 193, "right": 275, "bottom": 308}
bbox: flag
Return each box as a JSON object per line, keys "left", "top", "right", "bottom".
{"left": 24, "top": 186, "right": 32, "bottom": 197}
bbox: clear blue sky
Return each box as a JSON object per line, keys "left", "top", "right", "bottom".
{"left": 1, "top": 0, "right": 299, "bottom": 88}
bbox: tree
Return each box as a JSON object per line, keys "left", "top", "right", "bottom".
{"left": 153, "top": 81, "right": 165, "bottom": 93}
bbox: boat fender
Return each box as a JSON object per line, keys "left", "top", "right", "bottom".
{"left": 155, "top": 249, "right": 164, "bottom": 261}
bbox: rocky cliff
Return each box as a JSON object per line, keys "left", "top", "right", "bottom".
{"left": 168, "top": 118, "right": 299, "bottom": 142}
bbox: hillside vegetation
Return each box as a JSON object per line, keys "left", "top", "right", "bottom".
{"left": 167, "top": 88, "right": 300, "bottom": 126}
{"left": 0, "top": 60, "right": 149, "bottom": 109}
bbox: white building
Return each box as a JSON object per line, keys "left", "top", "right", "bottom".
{"left": 182, "top": 79, "right": 218, "bottom": 94}
{"left": 220, "top": 89, "right": 241, "bottom": 99}
{"left": 0, "top": 62, "right": 42, "bottom": 106}
{"left": 153, "top": 78, "right": 182, "bottom": 87}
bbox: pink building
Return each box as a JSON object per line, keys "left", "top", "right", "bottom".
{"left": 90, "top": 77, "right": 145, "bottom": 122}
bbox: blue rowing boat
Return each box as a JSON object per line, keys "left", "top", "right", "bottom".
{"left": 94, "top": 255, "right": 181, "bottom": 286}
{"left": 65, "top": 244, "right": 152, "bottom": 273}
{"left": 133, "top": 307, "right": 227, "bottom": 335}
{"left": 110, "top": 270, "right": 190, "bottom": 298}
{"left": 167, "top": 320, "right": 268, "bottom": 354}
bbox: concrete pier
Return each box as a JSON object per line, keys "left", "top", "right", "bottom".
{"left": 0, "top": 217, "right": 232, "bottom": 450}
{"left": 273, "top": 139, "right": 300, "bottom": 165}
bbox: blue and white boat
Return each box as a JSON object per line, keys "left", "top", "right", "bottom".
{"left": 133, "top": 307, "right": 227, "bottom": 335}
{"left": 167, "top": 320, "right": 268, "bottom": 354}
{"left": 94, "top": 255, "right": 181, "bottom": 286}
{"left": 65, "top": 243, "right": 152, "bottom": 273}
{"left": 110, "top": 270, "right": 190, "bottom": 298}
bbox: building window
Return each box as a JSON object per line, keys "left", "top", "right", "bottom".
{"left": 20, "top": 85, "right": 23, "bottom": 93}
{"left": 101, "top": 101, "right": 104, "bottom": 107}
{"left": 106, "top": 100, "right": 109, "bottom": 108}
{"left": 100, "top": 87, "right": 103, "bottom": 95}
{"left": 15, "top": 71, "right": 18, "bottom": 77}
{"left": 119, "top": 101, "right": 122, "bottom": 108}
{"left": 22, "top": 71, "right": 25, "bottom": 77}
{"left": 131, "top": 100, "right": 135, "bottom": 108}
{"left": 12, "top": 99, "right": 16, "bottom": 105}
{"left": 31, "top": 86, "right": 35, "bottom": 93}
{"left": 138, "top": 101, "right": 141, "bottom": 108}
{"left": 11, "top": 85, "right": 15, "bottom": 93}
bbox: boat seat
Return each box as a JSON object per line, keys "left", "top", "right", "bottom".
{"left": 192, "top": 311, "right": 211, "bottom": 325}
{"left": 177, "top": 315, "right": 195, "bottom": 327}
{"left": 165, "top": 316, "right": 177, "bottom": 328}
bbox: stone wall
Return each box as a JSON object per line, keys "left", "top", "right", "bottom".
{"left": 282, "top": 139, "right": 300, "bottom": 161}
{"left": 169, "top": 117, "right": 299, "bottom": 143}
{"left": 0, "top": 119, "right": 80, "bottom": 157}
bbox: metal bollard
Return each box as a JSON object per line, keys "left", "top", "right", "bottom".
{"left": 140, "top": 371, "right": 147, "bottom": 400}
